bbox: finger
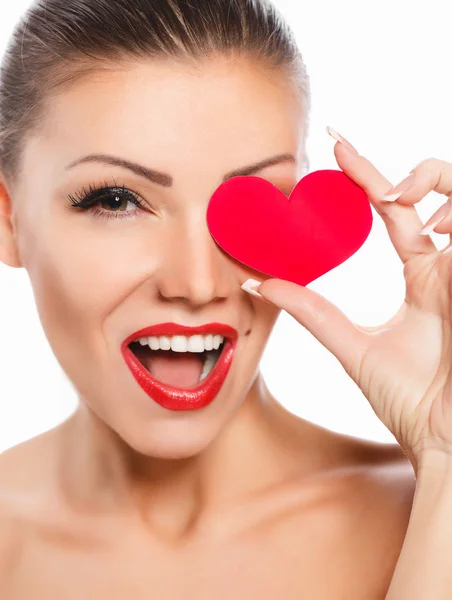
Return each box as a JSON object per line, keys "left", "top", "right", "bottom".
{"left": 257, "top": 278, "right": 370, "bottom": 378}
{"left": 385, "top": 158, "right": 452, "bottom": 207}
{"left": 389, "top": 158, "right": 452, "bottom": 240}
{"left": 418, "top": 198, "right": 451, "bottom": 236}
{"left": 333, "top": 143, "right": 437, "bottom": 264}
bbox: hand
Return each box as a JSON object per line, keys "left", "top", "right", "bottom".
{"left": 249, "top": 132, "right": 452, "bottom": 470}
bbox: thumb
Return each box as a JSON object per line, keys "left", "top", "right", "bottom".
{"left": 256, "top": 278, "right": 369, "bottom": 376}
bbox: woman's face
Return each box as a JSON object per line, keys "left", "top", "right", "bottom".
{"left": 7, "top": 56, "right": 306, "bottom": 458}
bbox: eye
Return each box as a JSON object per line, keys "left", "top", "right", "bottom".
{"left": 67, "top": 181, "right": 152, "bottom": 221}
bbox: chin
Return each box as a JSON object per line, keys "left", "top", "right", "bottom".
{"left": 112, "top": 416, "right": 221, "bottom": 460}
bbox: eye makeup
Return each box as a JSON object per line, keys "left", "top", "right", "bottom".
{"left": 67, "top": 178, "right": 153, "bottom": 221}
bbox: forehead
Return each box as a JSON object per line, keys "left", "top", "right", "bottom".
{"left": 22, "top": 57, "right": 305, "bottom": 188}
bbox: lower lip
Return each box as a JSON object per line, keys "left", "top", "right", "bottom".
{"left": 121, "top": 340, "right": 237, "bottom": 411}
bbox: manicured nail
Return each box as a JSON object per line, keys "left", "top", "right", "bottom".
{"left": 326, "top": 126, "right": 359, "bottom": 155}
{"left": 382, "top": 173, "right": 415, "bottom": 202}
{"left": 419, "top": 201, "right": 451, "bottom": 236}
{"left": 241, "top": 278, "right": 263, "bottom": 298}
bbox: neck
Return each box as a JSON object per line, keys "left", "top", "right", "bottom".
{"left": 56, "top": 373, "right": 317, "bottom": 539}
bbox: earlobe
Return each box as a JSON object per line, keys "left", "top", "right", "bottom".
{"left": 0, "top": 176, "right": 22, "bottom": 269}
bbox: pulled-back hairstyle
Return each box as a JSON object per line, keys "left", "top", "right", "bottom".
{"left": 0, "top": 0, "right": 311, "bottom": 187}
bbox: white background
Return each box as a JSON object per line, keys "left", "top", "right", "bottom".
{"left": 1, "top": 0, "right": 451, "bottom": 453}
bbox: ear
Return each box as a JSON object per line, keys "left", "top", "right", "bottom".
{"left": 0, "top": 172, "right": 22, "bottom": 268}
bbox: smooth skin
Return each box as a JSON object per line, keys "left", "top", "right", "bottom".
{"left": 258, "top": 148, "right": 452, "bottom": 468}
{"left": 256, "top": 144, "right": 452, "bottom": 598}
{"left": 0, "top": 56, "right": 419, "bottom": 599}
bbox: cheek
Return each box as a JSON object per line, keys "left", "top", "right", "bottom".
{"left": 22, "top": 216, "right": 161, "bottom": 346}
{"left": 245, "top": 302, "right": 281, "bottom": 355}
{"left": 262, "top": 306, "right": 281, "bottom": 345}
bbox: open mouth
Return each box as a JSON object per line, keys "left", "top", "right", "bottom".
{"left": 127, "top": 338, "right": 228, "bottom": 390}
{"left": 121, "top": 324, "right": 238, "bottom": 410}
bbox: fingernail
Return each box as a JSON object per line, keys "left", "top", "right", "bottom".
{"left": 241, "top": 278, "right": 263, "bottom": 298}
{"left": 326, "top": 126, "right": 359, "bottom": 155}
{"left": 419, "top": 201, "right": 451, "bottom": 236}
{"left": 382, "top": 173, "right": 415, "bottom": 202}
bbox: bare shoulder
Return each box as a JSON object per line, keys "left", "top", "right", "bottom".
{"left": 344, "top": 436, "right": 416, "bottom": 503}
{"left": 331, "top": 434, "right": 416, "bottom": 521}
{"left": 0, "top": 427, "right": 59, "bottom": 494}
{"left": 0, "top": 499, "right": 23, "bottom": 581}
{"left": 0, "top": 445, "right": 28, "bottom": 578}
{"left": 0, "top": 428, "right": 61, "bottom": 577}
{"left": 327, "top": 436, "right": 416, "bottom": 594}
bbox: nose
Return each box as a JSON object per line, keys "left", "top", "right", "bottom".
{"left": 154, "top": 219, "right": 234, "bottom": 307}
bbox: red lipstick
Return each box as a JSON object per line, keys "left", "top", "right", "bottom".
{"left": 121, "top": 323, "right": 238, "bottom": 411}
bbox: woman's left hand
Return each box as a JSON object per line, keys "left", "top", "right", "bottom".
{"left": 251, "top": 131, "right": 452, "bottom": 471}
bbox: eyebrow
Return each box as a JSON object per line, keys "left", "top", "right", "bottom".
{"left": 65, "top": 153, "right": 296, "bottom": 186}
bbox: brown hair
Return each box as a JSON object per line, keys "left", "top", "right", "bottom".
{"left": 0, "top": 0, "right": 311, "bottom": 188}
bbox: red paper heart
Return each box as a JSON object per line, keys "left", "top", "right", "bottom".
{"left": 207, "top": 170, "right": 373, "bottom": 286}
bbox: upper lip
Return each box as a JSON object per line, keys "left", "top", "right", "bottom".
{"left": 123, "top": 323, "right": 239, "bottom": 346}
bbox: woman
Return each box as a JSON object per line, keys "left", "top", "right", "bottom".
{"left": 0, "top": 0, "right": 450, "bottom": 597}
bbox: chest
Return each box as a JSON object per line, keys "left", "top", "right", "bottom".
{"left": 4, "top": 522, "right": 394, "bottom": 600}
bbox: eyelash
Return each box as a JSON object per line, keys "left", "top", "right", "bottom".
{"left": 67, "top": 178, "right": 150, "bottom": 221}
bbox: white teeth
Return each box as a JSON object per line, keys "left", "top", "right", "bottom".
{"left": 159, "top": 336, "right": 171, "bottom": 351}
{"left": 200, "top": 352, "right": 217, "bottom": 382}
{"left": 135, "top": 334, "right": 225, "bottom": 353}
{"left": 149, "top": 337, "right": 160, "bottom": 351}
{"left": 204, "top": 334, "right": 214, "bottom": 351}
{"left": 213, "top": 335, "right": 222, "bottom": 350}
{"left": 187, "top": 335, "right": 205, "bottom": 353}
{"left": 171, "top": 336, "right": 188, "bottom": 353}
